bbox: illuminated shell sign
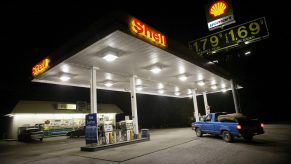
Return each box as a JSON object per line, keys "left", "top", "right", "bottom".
{"left": 129, "top": 17, "right": 167, "bottom": 48}
{"left": 32, "top": 58, "right": 50, "bottom": 77}
{"left": 209, "top": 1, "right": 228, "bottom": 18}
{"left": 205, "top": 0, "right": 235, "bottom": 31}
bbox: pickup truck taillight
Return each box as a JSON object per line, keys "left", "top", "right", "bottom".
{"left": 260, "top": 123, "right": 264, "bottom": 128}
{"left": 236, "top": 124, "right": 242, "bottom": 130}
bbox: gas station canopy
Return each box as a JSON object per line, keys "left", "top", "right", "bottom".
{"left": 31, "top": 12, "right": 236, "bottom": 98}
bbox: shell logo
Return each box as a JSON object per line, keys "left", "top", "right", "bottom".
{"left": 209, "top": 1, "right": 228, "bottom": 17}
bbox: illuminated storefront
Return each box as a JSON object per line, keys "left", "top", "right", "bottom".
{"left": 7, "top": 100, "right": 123, "bottom": 139}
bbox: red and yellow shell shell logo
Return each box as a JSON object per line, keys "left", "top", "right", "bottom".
{"left": 209, "top": 1, "right": 228, "bottom": 17}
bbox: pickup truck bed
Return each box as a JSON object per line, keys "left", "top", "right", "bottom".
{"left": 192, "top": 112, "right": 264, "bottom": 142}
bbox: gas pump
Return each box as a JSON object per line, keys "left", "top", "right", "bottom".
{"left": 119, "top": 120, "right": 134, "bottom": 141}
{"left": 103, "top": 121, "right": 113, "bottom": 144}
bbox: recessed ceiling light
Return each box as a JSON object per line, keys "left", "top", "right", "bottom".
{"left": 197, "top": 74, "right": 203, "bottom": 81}
{"left": 179, "top": 75, "right": 187, "bottom": 81}
{"left": 211, "top": 85, "right": 217, "bottom": 90}
{"left": 104, "top": 81, "right": 114, "bottom": 87}
{"left": 175, "top": 87, "right": 179, "bottom": 92}
{"left": 211, "top": 80, "right": 216, "bottom": 85}
{"left": 221, "top": 83, "right": 226, "bottom": 88}
{"left": 105, "top": 73, "right": 112, "bottom": 80}
{"left": 158, "top": 90, "right": 164, "bottom": 94}
{"left": 175, "top": 92, "right": 180, "bottom": 96}
{"left": 61, "top": 65, "right": 69, "bottom": 73}
{"left": 158, "top": 83, "right": 164, "bottom": 89}
{"left": 103, "top": 53, "right": 118, "bottom": 62}
{"left": 60, "top": 75, "right": 70, "bottom": 81}
{"left": 136, "top": 86, "right": 143, "bottom": 91}
{"left": 178, "top": 66, "right": 185, "bottom": 74}
{"left": 150, "top": 66, "right": 162, "bottom": 74}
{"left": 136, "top": 79, "right": 142, "bottom": 85}
{"left": 222, "top": 88, "right": 227, "bottom": 92}
{"left": 197, "top": 81, "right": 205, "bottom": 86}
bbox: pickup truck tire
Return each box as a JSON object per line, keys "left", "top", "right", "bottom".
{"left": 195, "top": 128, "right": 203, "bottom": 137}
{"left": 222, "top": 131, "right": 233, "bottom": 142}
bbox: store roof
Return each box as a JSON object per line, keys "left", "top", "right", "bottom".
{"left": 31, "top": 12, "right": 239, "bottom": 98}
{"left": 10, "top": 100, "right": 123, "bottom": 114}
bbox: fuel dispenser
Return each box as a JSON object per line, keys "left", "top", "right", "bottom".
{"left": 103, "top": 121, "right": 113, "bottom": 144}
{"left": 119, "top": 120, "right": 134, "bottom": 141}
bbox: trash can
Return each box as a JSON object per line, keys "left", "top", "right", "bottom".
{"left": 141, "top": 129, "right": 150, "bottom": 140}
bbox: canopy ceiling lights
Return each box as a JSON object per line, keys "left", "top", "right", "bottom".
{"left": 211, "top": 85, "right": 218, "bottom": 90}
{"left": 103, "top": 52, "right": 118, "bottom": 62}
{"left": 136, "top": 85, "right": 143, "bottom": 91}
{"left": 104, "top": 81, "right": 114, "bottom": 87}
{"left": 178, "top": 74, "right": 188, "bottom": 81}
{"left": 197, "top": 80, "right": 205, "bottom": 86}
{"left": 150, "top": 66, "right": 162, "bottom": 74}
{"left": 59, "top": 73, "right": 72, "bottom": 81}
{"left": 158, "top": 89, "right": 164, "bottom": 94}
{"left": 175, "top": 92, "right": 181, "bottom": 96}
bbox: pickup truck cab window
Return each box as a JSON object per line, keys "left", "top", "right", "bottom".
{"left": 205, "top": 114, "right": 212, "bottom": 122}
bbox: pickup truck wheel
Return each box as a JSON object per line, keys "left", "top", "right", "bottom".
{"left": 243, "top": 135, "right": 253, "bottom": 142}
{"left": 195, "top": 128, "right": 203, "bottom": 137}
{"left": 222, "top": 131, "right": 233, "bottom": 142}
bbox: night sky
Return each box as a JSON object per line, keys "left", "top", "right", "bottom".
{"left": 0, "top": 1, "right": 290, "bottom": 137}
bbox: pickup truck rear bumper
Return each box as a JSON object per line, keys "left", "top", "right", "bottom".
{"left": 238, "top": 129, "right": 264, "bottom": 136}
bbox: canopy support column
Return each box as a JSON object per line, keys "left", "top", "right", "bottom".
{"left": 90, "top": 67, "right": 98, "bottom": 114}
{"left": 203, "top": 91, "right": 210, "bottom": 115}
{"left": 192, "top": 89, "right": 199, "bottom": 122}
{"left": 130, "top": 75, "right": 139, "bottom": 136}
{"left": 231, "top": 79, "right": 239, "bottom": 113}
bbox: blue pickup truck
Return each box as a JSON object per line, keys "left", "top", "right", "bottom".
{"left": 192, "top": 112, "right": 264, "bottom": 142}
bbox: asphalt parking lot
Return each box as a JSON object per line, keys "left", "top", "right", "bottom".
{"left": 1, "top": 124, "right": 291, "bottom": 164}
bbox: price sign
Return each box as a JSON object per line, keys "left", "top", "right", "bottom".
{"left": 189, "top": 17, "right": 269, "bottom": 56}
